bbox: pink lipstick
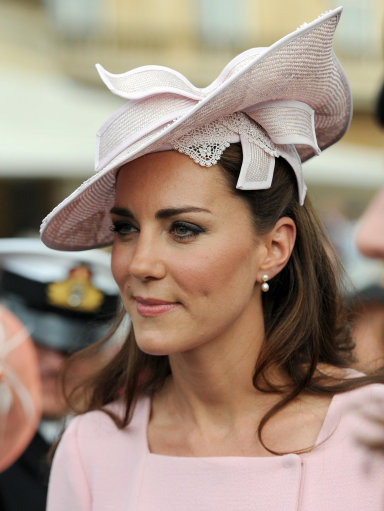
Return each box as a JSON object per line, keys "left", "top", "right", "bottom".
{"left": 135, "top": 297, "right": 180, "bottom": 318}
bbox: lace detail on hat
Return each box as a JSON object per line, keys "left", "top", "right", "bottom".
{"left": 221, "top": 113, "right": 279, "bottom": 156}
{"left": 171, "top": 112, "right": 279, "bottom": 167}
{"left": 172, "top": 127, "right": 230, "bottom": 167}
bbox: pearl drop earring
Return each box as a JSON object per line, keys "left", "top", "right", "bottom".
{"left": 261, "top": 274, "right": 269, "bottom": 292}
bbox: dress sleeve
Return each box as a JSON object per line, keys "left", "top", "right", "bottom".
{"left": 46, "top": 417, "right": 91, "bottom": 511}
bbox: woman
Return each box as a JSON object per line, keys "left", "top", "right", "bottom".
{"left": 41, "top": 7, "right": 384, "bottom": 510}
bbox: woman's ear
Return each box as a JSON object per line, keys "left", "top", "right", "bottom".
{"left": 258, "top": 216, "right": 296, "bottom": 280}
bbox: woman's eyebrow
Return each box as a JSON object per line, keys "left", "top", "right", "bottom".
{"left": 110, "top": 206, "right": 212, "bottom": 219}
{"left": 155, "top": 207, "right": 212, "bottom": 219}
{"left": 110, "top": 207, "right": 134, "bottom": 218}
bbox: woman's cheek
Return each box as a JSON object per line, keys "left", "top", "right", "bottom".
{"left": 111, "top": 246, "right": 127, "bottom": 288}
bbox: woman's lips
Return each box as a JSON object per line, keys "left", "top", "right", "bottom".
{"left": 134, "top": 297, "right": 181, "bottom": 317}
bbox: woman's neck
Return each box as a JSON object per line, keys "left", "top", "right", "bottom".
{"left": 148, "top": 310, "right": 306, "bottom": 457}
{"left": 149, "top": 365, "right": 333, "bottom": 457}
{"left": 159, "top": 328, "right": 287, "bottom": 430}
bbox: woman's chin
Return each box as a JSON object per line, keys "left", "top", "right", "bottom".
{"left": 135, "top": 333, "right": 195, "bottom": 357}
{"left": 134, "top": 333, "right": 176, "bottom": 356}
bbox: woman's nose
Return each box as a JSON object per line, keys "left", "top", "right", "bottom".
{"left": 128, "top": 232, "right": 166, "bottom": 281}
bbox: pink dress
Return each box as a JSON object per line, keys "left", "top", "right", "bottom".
{"left": 47, "top": 385, "right": 384, "bottom": 510}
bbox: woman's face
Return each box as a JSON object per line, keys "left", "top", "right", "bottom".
{"left": 111, "top": 151, "right": 268, "bottom": 356}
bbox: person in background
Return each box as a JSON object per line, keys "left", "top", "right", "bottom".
{"left": 356, "top": 186, "right": 384, "bottom": 259}
{"left": 348, "top": 75, "right": 384, "bottom": 452}
{"left": 40, "top": 8, "right": 384, "bottom": 511}
{"left": 345, "top": 253, "right": 384, "bottom": 372}
{"left": 353, "top": 74, "right": 384, "bottom": 367}
{"left": 0, "top": 305, "right": 41, "bottom": 473}
{"left": 0, "top": 238, "right": 121, "bottom": 511}
{"left": 356, "top": 66, "right": 384, "bottom": 258}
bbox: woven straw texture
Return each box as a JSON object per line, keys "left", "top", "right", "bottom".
{"left": 41, "top": 8, "right": 351, "bottom": 251}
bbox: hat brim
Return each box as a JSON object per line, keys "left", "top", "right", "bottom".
{"left": 41, "top": 7, "right": 352, "bottom": 251}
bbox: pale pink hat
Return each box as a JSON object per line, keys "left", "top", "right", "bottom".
{"left": 41, "top": 7, "right": 352, "bottom": 251}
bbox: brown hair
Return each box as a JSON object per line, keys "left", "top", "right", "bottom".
{"left": 63, "top": 144, "right": 381, "bottom": 454}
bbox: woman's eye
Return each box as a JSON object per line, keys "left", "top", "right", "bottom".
{"left": 171, "top": 222, "right": 204, "bottom": 240}
{"left": 109, "top": 221, "right": 138, "bottom": 237}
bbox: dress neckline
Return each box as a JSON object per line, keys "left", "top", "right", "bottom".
{"left": 139, "top": 390, "right": 345, "bottom": 460}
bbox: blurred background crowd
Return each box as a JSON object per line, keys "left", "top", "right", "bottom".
{"left": 0, "top": 0, "right": 383, "bottom": 509}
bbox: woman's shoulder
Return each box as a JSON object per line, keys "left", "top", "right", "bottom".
{"left": 48, "top": 396, "right": 152, "bottom": 507}
{"left": 62, "top": 395, "right": 151, "bottom": 451}
{"left": 315, "top": 375, "right": 384, "bottom": 446}
{"left": 328, "top": 366, "right": 384, "bottom": 412}
{"left": 336, "top": 379, "right": 384, "bottom": 421}
{"left": 338, "top": 368, "right": 384, "bottom": 407}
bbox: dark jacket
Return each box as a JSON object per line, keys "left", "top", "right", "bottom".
{"left": 0, "top": 432, "right": 50, "bottom": 511}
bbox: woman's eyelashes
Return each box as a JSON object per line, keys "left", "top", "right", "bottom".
{"left": 170, "top": 221, "right": 205, "bottom": 240}
{"left": 109, "top": 219, "right": 205, "bottom": 241}
{"left": 109, "top": 220, "right": 138, "bottom": 237}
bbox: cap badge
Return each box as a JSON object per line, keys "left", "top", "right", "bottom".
{"left": 46, "top": 265, "right": 103, "bottom": 312}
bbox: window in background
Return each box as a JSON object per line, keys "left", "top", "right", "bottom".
{"left": 42, "top": 0, "right": 102, "bottom": 41}
{"left": 196, "top": 0, "right": 248, "bottom": 50}
{"left": 331, "top": 0, "right": 379, "bottom": 57}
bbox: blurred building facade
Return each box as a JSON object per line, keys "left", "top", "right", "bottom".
{"left": 0, "top": 0, "right": 383, "bottom": 237}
